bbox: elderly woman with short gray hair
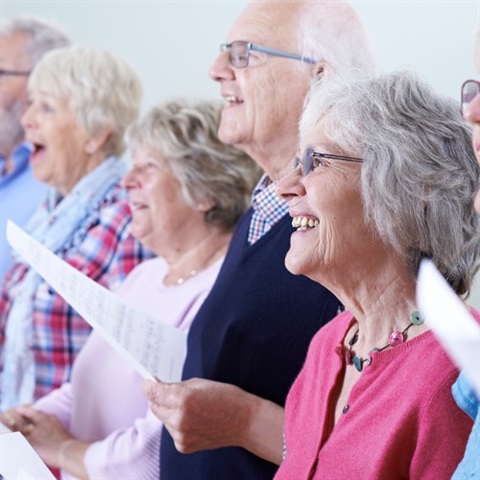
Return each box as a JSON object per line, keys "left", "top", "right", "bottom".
{"left": 0, "top": 45, "right": 151, "bottom": 411}
{"left": 1, "top": 99, "right": 260, "bottom": 479}
{"left": 274, "top": 69, "right": 480, "bottom": 479}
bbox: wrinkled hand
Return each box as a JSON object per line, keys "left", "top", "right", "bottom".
{"left": 0, "top": 406, "right": 33, "bottom": 432}
{"left": 143, "top": 378, "right": 256, "bottom": 454}
{"left": 15, "top": 406, "right": 75, "bottom": 468}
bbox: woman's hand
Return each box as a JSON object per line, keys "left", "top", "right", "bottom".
{"left": 143, "top": 378, "right": 284, "bottom": 465}
{"left": 15, "top": 406, "right": 73, "bottom": 468}
{"left": 0, "top": 406, "right": 33, "bottom": 432}
{"left": 14, "top": 406, "right": 90, "bottom": 478}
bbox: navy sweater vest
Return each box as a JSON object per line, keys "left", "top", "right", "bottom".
{"left": 161, "top": 209, "right": 340, "bottom": 479}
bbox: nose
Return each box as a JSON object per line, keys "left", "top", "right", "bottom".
{"left": 121, "top": 165, "right": 140, "bottom": 190}
{"left": 464, "top": 92, "right": 480, "bottom": 124}
{"left": 209, "top": 49, "right": 235, "bottom": 83}
{"left": 276, "top": 166, "right": 305, "bottom": 201}
{"left": 20, "top": 102, "right": 36, "bottom": 131}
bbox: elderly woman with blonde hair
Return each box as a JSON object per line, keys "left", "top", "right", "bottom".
{"left": 1, "top": 99, "right": 260, "bottom": 479}
{"left": 0, "top": 45, "right": 151, "bottom": 412}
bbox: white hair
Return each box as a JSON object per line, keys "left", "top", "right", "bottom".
{"left": 297, "top": 0, "right": 375, "bottom": 74}
{"left": 29, "top": 45, "right": 142, "bottom": 157}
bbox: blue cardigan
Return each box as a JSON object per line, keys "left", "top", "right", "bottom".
{"left": 161, "top": 209, "right": 341, "bottom": 479}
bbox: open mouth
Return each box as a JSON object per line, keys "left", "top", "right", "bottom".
{"left": 223, "top": 95, "right": 243, "bottom": 107}
{"left": 291, "top": 216, "right": 319, "bottom": 231}
{"left": 28, "top": 142, "right": 46, "bottom": 162}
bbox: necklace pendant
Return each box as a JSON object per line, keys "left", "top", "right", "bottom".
{"left": 410, "top": 311, "right": 425, "bottom": 326}
{"left": 352, "top": 356, "right": 363, "bottom": 372}
{"left": 389, "top": 330, "right": 404, "bottom": 347}
{"left": 345, "top": 351, "right": 352, "bottom": 365}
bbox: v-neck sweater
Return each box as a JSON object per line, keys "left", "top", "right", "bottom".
{"left": 161, "top": 209, "right": 341, "bottom": 479}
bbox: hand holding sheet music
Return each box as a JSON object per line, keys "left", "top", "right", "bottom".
{"left": 6, "top": 220, "right": 187, "bottom": 383}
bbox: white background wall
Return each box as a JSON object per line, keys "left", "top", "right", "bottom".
{"left": 1, "top": 0, "right": 479, "bottom": 308}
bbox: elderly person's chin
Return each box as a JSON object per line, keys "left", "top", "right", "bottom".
{"left": 217, "top": 111, "right": 250, "bottom": 149}
{"left": 284, "top": 242, "right": 320, "bottom": 280}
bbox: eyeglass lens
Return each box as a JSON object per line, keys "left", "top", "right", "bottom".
{"left": 293, "top": 149, "right": 314, "bottom": 176}
{"left": 462, "top": 80, "right": 480, "bottom": 117}
{"left": 228, "top": 42, "right": 249, "bottom": 68}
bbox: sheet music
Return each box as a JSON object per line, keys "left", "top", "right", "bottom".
{"left": 0, "top": 432, "right": 55, "bottom": 480}
{"left": 6, "top": 220, "right": 186, "bottom": 382}
{"left": 417, "top": 259, "right": 480, "bottom": 397}
{"left": 0, "top": 424, "right": 11, "bottom": 435}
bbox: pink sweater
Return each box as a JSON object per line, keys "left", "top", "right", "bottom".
{"left": 275, "top": 310, "right": 472, "bottom": 480}
{"left": 34, "top": 256, "right": 223, "bottom": 480}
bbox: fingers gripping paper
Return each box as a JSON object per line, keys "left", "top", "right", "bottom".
{"left": 6, "top": 220, "right": 186, "bottom": 382}
{"left": 417, "top": 259, "right": 480, "bottom": 397}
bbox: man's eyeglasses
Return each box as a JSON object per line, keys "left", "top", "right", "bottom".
{"left": 0, "top": 68, "right": 30, "bottom": 77}
{"left": 294, "top": 148, "right": 363, "bottom": 176}
{"left": 461, "top": 79, "right": 480, "bottom": 118}
{"left": 220, "top": 41, "right": 316, "bottom": 69}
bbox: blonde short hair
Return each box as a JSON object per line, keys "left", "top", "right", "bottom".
{"left": 128, "top": 100, "right": 261, "bottom": 231}
{"left": 29, "top": 45, "right": 142, "bottom": 157}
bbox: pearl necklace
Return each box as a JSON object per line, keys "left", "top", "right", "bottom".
{"left": 345, "top": 311, "right": 425, "bottom": 372}
{"left": 175, "top": 270, "right": 197, "bottom": 285}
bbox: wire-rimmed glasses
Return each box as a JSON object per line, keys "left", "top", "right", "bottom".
{"left": 220, "top": 41, "right": 316, "bottom": 69}
{"left": 294, "top": 148, "right": 363, "bottom": 176}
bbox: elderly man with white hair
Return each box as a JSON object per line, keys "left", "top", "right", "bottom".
{"left": 145, "top": 1, "right": 375, "bottom": 478}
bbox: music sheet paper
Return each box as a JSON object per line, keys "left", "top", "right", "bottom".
{"left": 6, "top": 220, "right": 186, "bottom": 383}
{"left": 417, "top": 259, "right": 480, "bottom": 397}
{"left": 0, "top": 432, "right": 55, "bottom": 480}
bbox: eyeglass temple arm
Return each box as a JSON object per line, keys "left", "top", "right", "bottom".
{"left": 0, "top": 70, "right": 30, "bottom": 76}
{"left": 313, "top": 152, "right": 364, "bottom": 163}
{"left": 249, "top": 44, "right": 317, "bottom": 64}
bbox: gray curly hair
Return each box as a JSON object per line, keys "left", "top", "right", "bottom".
{"left": 301, "top": 69, "right": 480, "bottom": 296}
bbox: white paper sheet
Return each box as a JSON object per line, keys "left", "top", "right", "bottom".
{"left": 417, "top": 259, "right": 480, "bottom": 397}
{"left": 0, "top": 432, "right": 55, "bottom": 480}
{"left": 6, "top": 220, "right": 186, "bottom": 382}
{"left": 0, "top": 424, "right": 11, "bottom": 436}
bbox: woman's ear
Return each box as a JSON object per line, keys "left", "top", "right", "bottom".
{"left": 196, "top": 199, "right": 215, "bottom": 213}
{"left": 85, "top": 128, "right": 111, "bottom": 155}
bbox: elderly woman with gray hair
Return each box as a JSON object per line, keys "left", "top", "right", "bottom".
{"left": 1, "top": 100, "right": 260, "bottom": 479}
{"left": 273, "top": 70, "right": 480, "bottom": 479}
{"left": 0, "top": 45, "right": 150, "bottom": 412}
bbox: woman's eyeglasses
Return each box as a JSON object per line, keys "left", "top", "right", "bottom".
{"left": 460, "top": 79, "right": 480, "bottom": 119}
{"left": 294, "top": 148, "right": 363, "bottom": 176}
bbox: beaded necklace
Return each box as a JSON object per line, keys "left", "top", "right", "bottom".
{"left": 346, "top": 311, "right": 425, "bottom": 372}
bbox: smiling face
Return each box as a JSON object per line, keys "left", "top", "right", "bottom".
{"left": 276, "top": 122, "right": 370, "bottom": 282}
{"left": 21, "top": 88, "right": 96, "bottom": 195}
{"left": 0, "top": 33, "right": 31, "bottom": 157}
{"left": 121, "top": 147, "right": 207, "bottom": 255}
{"left": 209, "top": 2, "right": 314, "bottom": 178}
